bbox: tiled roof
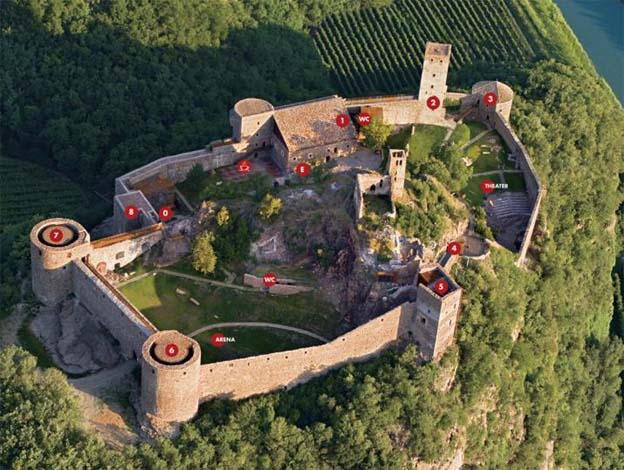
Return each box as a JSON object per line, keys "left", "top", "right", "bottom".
{"left": 273, "top": 96, "right": 357, "bottom": 152}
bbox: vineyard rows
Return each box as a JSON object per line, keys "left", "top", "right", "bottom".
{"left": 313, "top": 0, "right": 539, "bottom": 96}
{"left": 0, "top": 158, "right": 86, "bottom": 226}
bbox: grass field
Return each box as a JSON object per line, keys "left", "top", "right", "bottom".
{"left": 466, "top": 121, "right": 489, "bottom": 140}
{"left": 0, "top": 158, "right": 106, "bottom": 228}
{"left": 463, "top": 174, "right": 503, "bottom": 208}
{"left": 178, "top": 171, "right": 270, "bottom": 207}
{"left": 195, "top": 327, "right": 322, "bottom": 363}
{"left": 406, "top": 125, "right": 448, "bottom": 166}
{"left": 119, "top": 272, "right": 343, "bottom": 339}
{"left": 504, "top": 172, "right": 527, "bottom": 191}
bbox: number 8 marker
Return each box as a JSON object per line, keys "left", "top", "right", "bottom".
{"left": 125, "top": 205, "right": 138, "bottom": 220}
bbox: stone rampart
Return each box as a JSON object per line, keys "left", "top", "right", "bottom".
{"left": 72, "top": 260, "right": 155, "bottom": 357}
{"left": 198, "top": 304, "right": 411, "bottom": 401}
{"left": 488, "top": 112, "right": 545, "bottom": 265}
{"left": 90, "top": 225, "right": 164, "bottom": 273}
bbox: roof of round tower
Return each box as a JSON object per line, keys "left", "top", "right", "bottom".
{"left": 142, "top": 330, "right": 201, "bottom": 368}
{"left": 30, "top": 217, "right": 90, "bottom": 251}
{"left": 233, "top": 98, "right": 274, "bottom": 117}
{"left": 472, "top": 81, "right": 514, "bottom": 103}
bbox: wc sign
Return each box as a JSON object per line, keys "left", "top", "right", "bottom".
{"left": 262, "top": 272, "right": 277, "bottom": 287}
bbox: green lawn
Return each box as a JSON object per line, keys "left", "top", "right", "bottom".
{"left": 119, "top": 272, "right": 343, "bottom": 339}
{"left": 467, "top": 133, "right": 515, "bottom": 173}
{"left": 196, "top": 327, "right": 322, "bottom": 363}
{"left": 462, "top": 174, "right": 503, "bottom": 208}
{"left": 504, "top": 172, "right": 527, "bottom": 191}
{"left": 178, "top": 171, "right": 270, "bottom": 207}
{"left": 407, "top": 125, "right": 448, "bottom": 165}
{"left": 364, "top": 194, "right": 393, "bottom": 217}
{"left": 465, "top": 121, "right": 489, "bottom": 140}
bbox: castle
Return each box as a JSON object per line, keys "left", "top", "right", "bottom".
{"left": 30, "top": 42, "right": 543, "bottom": 428}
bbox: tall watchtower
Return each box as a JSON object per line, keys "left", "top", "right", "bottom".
{"left": 409, "top": 264, "right": 462, "bottom": 361}
{"left": 387, "top": 148, "right": 407, "bottom": 200}
{"left": 418, "top": 42, "right": 452, "bottom": 114}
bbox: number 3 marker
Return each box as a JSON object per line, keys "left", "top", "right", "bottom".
{"left": 484, "top": 92, "right": 498, "bottom": 107}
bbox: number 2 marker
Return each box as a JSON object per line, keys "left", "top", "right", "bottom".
{"left": 426, "top": 95, "right": 440, "bottom": 111}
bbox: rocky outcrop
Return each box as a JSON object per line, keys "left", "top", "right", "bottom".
{"left": 32, "top": 300, "right": 121, "bottom": 374}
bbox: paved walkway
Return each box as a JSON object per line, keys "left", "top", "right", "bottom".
{"left": 188, "top": 322, "right": 329, "bottom": 343}
{"left": 460, "top": 129, "right": 493, "bottom": 150}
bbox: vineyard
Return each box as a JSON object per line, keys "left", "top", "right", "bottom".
{"left": 0, "top": 158, "right": 101, "bottom": 228}
{"left": 313, "top": 0, "right": 546, "bottom": 96}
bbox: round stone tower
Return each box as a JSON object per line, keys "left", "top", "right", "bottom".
{"left": 30, "top": 218, "right": 92, "bottom": 306}
{"left": 141, "top": 330, "right": 201, "bottom": 423}
{"left": 472, "top": 80, "right": 514, "bottom": 122}
{"left": 229, "top": 97, "right": 275, "bottom": 143}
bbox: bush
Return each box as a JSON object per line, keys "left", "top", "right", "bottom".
{"left": 192, "top": 231, "right": 217, "bottom": 275}
{"left": 259, "top": 193, "right": 282, "bottom": 220}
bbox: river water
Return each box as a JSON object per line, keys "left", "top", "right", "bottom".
{"left": 554, "top": 0, "right": 623, "bottom": 104}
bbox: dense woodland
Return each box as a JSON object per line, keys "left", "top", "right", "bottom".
{"left": 1, "top": 0, "right": 623, "bottom": 468}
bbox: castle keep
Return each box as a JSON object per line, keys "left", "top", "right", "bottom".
{"left": 30, "top": 42, "right": 543, "bottom": 427}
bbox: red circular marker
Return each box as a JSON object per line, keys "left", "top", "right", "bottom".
{"left": 237, "top": 159, "right": 252, "bottom": 174}
{"left": 336, "top": 113, "right": 349, "bottom": 128}
{"left": 158, "top": 206, "right": 173, "bottom": 222}
{"left": 211, "top": 332, "right": 225, "bottom": 348}
{"left": 480, "top": 179, "right": 495, "bottom": 194}
{"left": 434, "top": 279, "right": 449, "bottom": 296}
{"left": 164, "top": 343, "right": 179, "bottom": 357}
{"left": 295, "top": 162, "right": 311, "bottom": 177}
{"left": 124, "top": 205, "right": 139, "bottom": 220}
{"left": 426, "top": 95, "right": 440, "bottom": 111}
{"left": 357, "top": 112, "right": 371, "bottom": 127}
{"left": 484, "top": 92, "right": 498, "bottom": 107}
{"left": 262, "top": 272, "right": 277, "bottom": 287}
{"left": 49, "top": 228, "right": 64, "bottom": 243}
{"left": 447, "top": 241, "right": 462, "bottom": 256}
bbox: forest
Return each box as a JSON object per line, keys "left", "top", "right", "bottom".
{"left": 1, "top": 0, "right": 623, "bottom": 468}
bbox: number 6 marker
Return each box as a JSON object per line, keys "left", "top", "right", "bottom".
{"left": 164, "top": 343, "right": 179, "bottom": 357}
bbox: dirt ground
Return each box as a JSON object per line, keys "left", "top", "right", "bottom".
{"left": 70, "top": 360, "right": 140, "bottom": 449}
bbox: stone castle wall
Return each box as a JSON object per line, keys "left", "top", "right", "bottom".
{"left": 198, "top": 305, "right": 411, "bottom": 401}
{"left": 488, "top": 111, "right": 545, "bottom": 265}
{"left": 72, "top": 260, "right": 155, "bottom": 358}
{"left": 89, "top": 227, "right": 164, "bottom": 273}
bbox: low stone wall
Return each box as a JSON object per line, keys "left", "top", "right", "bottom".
{"left": 72, "top": 260, "right": 155, "bottom": 357}
{"left": 198, "top": 305, "right": 411, "bottom": 401}
{"left": 242, "top": 274, "right": 313, "bottom": 295}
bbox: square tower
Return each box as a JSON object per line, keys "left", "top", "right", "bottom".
{"left": 418, "top": 42, "right": 452, "bottom": 112}
{"left": 408, "top": 265, "right": 462, "bottom": 361}
{"left": 387, "top": 149, "right": 407, "bottom": 200}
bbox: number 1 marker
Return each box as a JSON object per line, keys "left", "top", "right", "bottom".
{"left": 336, "top": 113, "right": 349, "bottom": 128}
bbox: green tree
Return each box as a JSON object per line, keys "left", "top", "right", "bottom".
{"left": 192, "top": 231, "right": 217, "bottom": 275}
{"left": 217, "top": 205, "right": 230, "bottom": 226}
{"left": 185, "top": 163, "right": 205, "bottom": 194}
{"left": 363, "top": 117, "right": 392, "bottom": 152}
{"left": 259, "top": 193, "right": 282, "bottom": 220}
